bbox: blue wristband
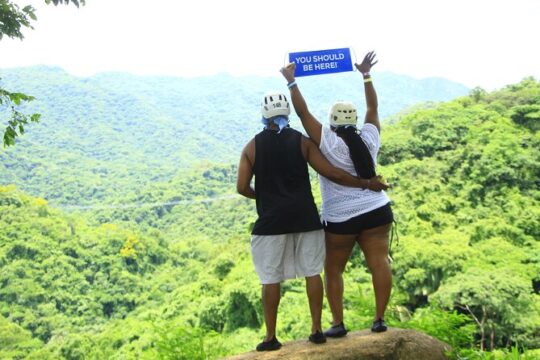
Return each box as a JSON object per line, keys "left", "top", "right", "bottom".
{"left": 287, "top": 81, "right": 297, "bottom": 89}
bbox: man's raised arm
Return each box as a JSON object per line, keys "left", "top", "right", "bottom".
{"left": 281, "top": 63, "right": 323, "bottom": 146}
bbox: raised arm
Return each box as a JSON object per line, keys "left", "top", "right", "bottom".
{"left": 355, "top": 51, "right": 380, "bottom": 132}
{"left": 236, "top": 139, "right": 256, "bottom": 199}
{"left": 280, "top": 63, "right": 323, "bottom": 146}
{"left": 302, "top": 136, "right": 388, "bottom": 191}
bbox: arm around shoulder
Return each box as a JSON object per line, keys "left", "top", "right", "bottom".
{"left": 302, "top": 136, "right": 389, "bottom": 191}
{"left": 303, "top": 136, "right": 366, "bottom": 188}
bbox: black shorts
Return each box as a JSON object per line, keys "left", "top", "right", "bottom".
{"left": 324, "top": 203, "right": 393, "bottom": 235}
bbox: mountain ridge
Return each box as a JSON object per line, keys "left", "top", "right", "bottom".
{"left": 0, "top": 66, "right": 469, "bottom": 205}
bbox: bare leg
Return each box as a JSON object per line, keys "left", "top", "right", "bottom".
{"left": 305, "top": 275, "right": 323, "bottom": 333}
{"left": 324, "top": 232, "right": 356, "bottom": 325}
{"left": 262, "top": 283, "right": 280, "bottom": 341}
{"left": 357, "top": 223, "right": 392, "bottom": 320}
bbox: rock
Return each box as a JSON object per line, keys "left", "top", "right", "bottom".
{"left": 225, "top": 328, "right": 452, "bottom": 360}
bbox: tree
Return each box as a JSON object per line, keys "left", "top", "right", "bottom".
{"left": 0, "top": 0, "right": 85, "bottom": 147}
{"left": 432, "top": 269, "right": 537, "bottom": 351}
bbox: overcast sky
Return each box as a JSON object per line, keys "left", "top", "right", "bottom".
{"left": 0, "top": 0, "right": 538, "bottom": 90}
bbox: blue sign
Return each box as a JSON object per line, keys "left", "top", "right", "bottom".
{"left": 288, "top": 48, "right": 353, "bottom": 77}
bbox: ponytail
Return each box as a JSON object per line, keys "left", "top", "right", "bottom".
{"left": 334, "top": 126, "right": 376, "bottom": 179}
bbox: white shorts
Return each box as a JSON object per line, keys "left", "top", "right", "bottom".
{"left": 251, "top": 229, "right": 325, "bottom": 284}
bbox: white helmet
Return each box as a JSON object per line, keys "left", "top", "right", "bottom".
{"left": 261, "top": 93, "right": 290, "bottom": 119}
{"left": 329, "top": 101, "right": 358, "bottom": 127}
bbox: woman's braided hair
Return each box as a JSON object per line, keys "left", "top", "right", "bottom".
{"left": 334, "top": 125, "right": 376, "bottom": 179}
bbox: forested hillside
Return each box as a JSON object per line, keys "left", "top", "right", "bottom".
{"left": 0, "top": 66, "right": 468, "bottom": 206}
{"left": 0, "top": 77, "right": 538, "bottom": 359}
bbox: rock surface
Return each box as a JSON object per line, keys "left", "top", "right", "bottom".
{"left": 225, "top": 328, "right": 451, "bottom": 360}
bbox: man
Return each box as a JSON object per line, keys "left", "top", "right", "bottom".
{"left": 236, "top": 92, "right": 388, "bottom": 351}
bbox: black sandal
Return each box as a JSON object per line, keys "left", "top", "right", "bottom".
{"left": 323, "top": 322, "right": 348, "bottom": 338}
{"left": 256, "top": 336, "right": 282, "bottom": 351}
{"left": 309, "top": 330, "right": 327, "bottom": 344}
{"left": 371, "top": 318, "right": 388, "bottom": 332}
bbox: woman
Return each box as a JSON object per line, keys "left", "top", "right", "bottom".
{"left": 280, "top": 51, "right": 393, "bottom": 335}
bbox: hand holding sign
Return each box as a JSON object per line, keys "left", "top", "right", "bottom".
{"left": 355, "top": 51, "right": 378, "bottom": 74}
{"left": 280, "top": 63, "right": 296, "bottom": 83}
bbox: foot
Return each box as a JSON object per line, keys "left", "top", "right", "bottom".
{"left": 308, "top": 330, "right": 327, "bottom": 344}
{"left": 323, "top": 321, "right": 348, "bottom": 338}
{"left": 256, "top": 336, "right": 282, "bottom": 351}
{"left": 371, "top": 318, "right": 387, "bottom": 333}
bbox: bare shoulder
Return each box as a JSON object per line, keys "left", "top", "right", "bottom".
{"left": 244, "top": 137, "right": 255, "bottom": 150}
{"left": 301, "top": 134, "right": 317, "bottom": 148}
{"left": 300, "top": 134, "right": 315, "bottom": 159}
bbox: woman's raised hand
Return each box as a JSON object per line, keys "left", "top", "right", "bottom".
{"left": 355, "top": 51, "right": 378, "bottom": 74}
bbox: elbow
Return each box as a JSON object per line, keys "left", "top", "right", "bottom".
{"left": 296, "top": 109, "right": 308, "bottom": 119}
{"left": 237, "top": 184, "right": 252, "bottom": 198}
{"left": 236, "top": 184, "right": 245, "bottom": 196}
{"left": 296, "top": 107, "right": 311, "bottom": 119}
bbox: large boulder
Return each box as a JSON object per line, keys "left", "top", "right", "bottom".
{"left": 225, "top": 328, "right": 451, "bottom": 360}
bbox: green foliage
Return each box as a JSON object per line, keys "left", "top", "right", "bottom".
{"left": 0, "top": 315, "right": 43, "bottom": 359}
{"left": 154, "top": 324, "right": 218, "bottom": 360}
{"left": 433, "top": 269, "right": 538, "bottom": 351}
{"left": 45, "top": 0, "right": 85, "bottom": 7}
{"left": 399, "top": 306, "right": 476, "bottom": 351}
{"left": 0, "top": 86, "right": 41, "bottom": 147}
{"left": 0, "top": 0, "right": 84, "bottom": 146}
{"left": 510, "top": 104, "right": 540, "bottom": 131}
{"left": 213, "top": 254, "right": 235, "bottom": 280}
{"left": 0, "top": 77, "right": 538, "bottom": 359}
{"left": 0, "top": 0, "right": 37, "bottom": 41}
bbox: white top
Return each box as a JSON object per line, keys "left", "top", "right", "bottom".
{"left": 319, "top": 123, "right": 390, "bottom": 222}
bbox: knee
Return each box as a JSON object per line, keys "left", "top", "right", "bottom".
{"left": 367, "top": 257, "right": 391, "bottom": 273}
{"left": 325, "top": 262, "right": 346, "bottom": 276}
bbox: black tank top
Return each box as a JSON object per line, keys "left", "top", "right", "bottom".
{"left": 252, "top": 128, "right": 322, "bottom": 235}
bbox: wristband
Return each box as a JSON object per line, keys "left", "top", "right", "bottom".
{"left": 363, "top": 77, "right": 373, "bottom": 83}
{"left": 287, "top": 81, "right": 297, "bottom": 89}
{"left": 362, "top": 72, "right": 370, "bottom": 77}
